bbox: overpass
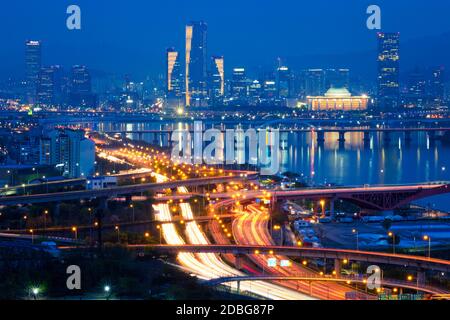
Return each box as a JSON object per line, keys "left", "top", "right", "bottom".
{"left": 168, "top": 182, "right": 450, "bottom": 211}
{"left": 0, "top": 173, "right": 257, "bottom": 206}
{"left": 206, "top": 275, "right": 448, "bottom": 295}
{"left": 132, "top": 244, "right": 450, "bottom": 273}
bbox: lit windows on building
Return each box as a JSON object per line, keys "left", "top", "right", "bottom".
{"left": 307, "top": 88, "right": 369, "bottom": 111}
{"left": 166, "top": 48, "right": 182, "bottom": 97}
{"left": 377, "top": 32, "right": 400, "bottom": 109}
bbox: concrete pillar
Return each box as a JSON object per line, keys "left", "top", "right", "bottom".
{"left": 334, "top": 259, "right": 342, "bottom": 277}
{"left": 338, "top": 131, "right": 346, "bottom": 142}
{"left": 51, "top": 202, "right": 61, "bottom": 225}
{"left": 363, "top": 131, "right": 371, "bottom": 142}
{"left": 384, "top": 131, "right": 392, "bottom": 144}
{"left": 330, "top": 199, "right": 335, "bottom": 217}
{"left": 237, "top": 281, "right": 241, "bottom": 295}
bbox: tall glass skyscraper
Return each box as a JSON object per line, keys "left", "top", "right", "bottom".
{"left": 209, "top": 56, "right": 225, "bottom": 103}
{"left": 185, "top": 21, "right": 208, "bottom": 106}
{"left": 166, "top": 48, "right": 182, "bottom": 97}
{"left": 25, "top": 40, "right": 42, "bottom": 104}
{"left": 377, "top": 32, "right": 400, "bottom": 110}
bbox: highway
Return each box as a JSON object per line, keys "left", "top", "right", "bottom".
{"left": 133, "top": 244, "right": 450, "bottom": 274}
{"left": 232, "top": 204, "right": 361, "bottom": 300}
{"left": 0, "top": 174, "right": 256, "bottom": 206}
{"left": 153, "top": 183, "right": 314, "bottom": 299}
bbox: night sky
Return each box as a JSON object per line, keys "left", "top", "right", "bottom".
{"left": 1, "top": 0, "right": 450, "bottom": 79}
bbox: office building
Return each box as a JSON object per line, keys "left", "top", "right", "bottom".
{"left": 166, "top": 48, "right": 183, "bottom": 97}
{"left": 231, "top": 68, "right": 247, "bottom": 99}
{"left": 209, "top": 56, "right": 225, "bottom": 103}
{"left": 277, "top": 66, "right": 292, "bottom": 99}
{"left": 40, "top": 129, "right": 95, "bottom": 178}
{"left": 69, "top": 65, "right": 96, "bottom": 108}
{"left": 430, "top": 66, "right": 445, "bottom": 107}
{"left": 377, "top": 32, "right": 400, "bottom": 110}
{"left": 25, "top": 40, "right": 42, "bottom": 104}
{"left": 185, "top": 21, "right": 208, "bottom": 106}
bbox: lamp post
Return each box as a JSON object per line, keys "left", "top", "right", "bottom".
{"left": 130, "top": 204, "right": 135, "bottom": 222}
{"left": 29, "top": 229, "right": 34, "bottom": 244}
{"left": 320, "top": 199, "right": 326, "bottom": 218}
{"left": 43, "top": 209, "right": 48, "bottom": 232}
{"left": 31, "top": 287, "right": 40, "bottom": 300}
{"left": 352, "top": 228, "right": 359, "bottom": 251}
{"left": 157, "top": 225, "right": 162, "bottom": 244}
{"left": 104, "top": 285, "right": 111, "bottom": 300}
{"left": 423, "top": 235, "right": 431, "bottom": 259}
{"left": 388, "top": 231, "right": 396, "bottom": 254}
{"left": 115, "top": 225, "right": 120, "bottom": 243}
{"left": 72, "top": 227, "right": 78, "bottom": 240}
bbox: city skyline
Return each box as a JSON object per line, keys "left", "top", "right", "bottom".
{"left": 1, "top": 1, "right": 450, "bottom": 80}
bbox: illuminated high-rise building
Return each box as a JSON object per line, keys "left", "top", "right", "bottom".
{"left": 277, "top": 66, "right": 292, "bottom": 98}
{"left": 37, "top": 67, "right": 55, "bottom": 105}
{"left": 185, "top": 21, "right": 208, "bottom": 106}
{"left": 69, "top": 65, "right": 96, "bottom": 108}
{"left": 25, "top": 40, "right": 42, "bottom": 104}
{"left": 210, "top": 56, "right": 225, "bottom": 103}
{"left": 231, "top": 68, "right": 247, "bottom": 99}
{"left": 304, "top": 69, "right": 326, "bottom": 96}
{"left": 430, "top": 66, "right": 445, "bottom": 107}
{"left": 166, "top": 48, "right": 182, "bottom": 97}
{"left": 377, "top": 32, "right": 400, "bottom": 110}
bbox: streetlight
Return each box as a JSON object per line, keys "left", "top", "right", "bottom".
{"left": 115, "top": 225, "right": 120, "bottom": 243}
{"left": 352, "top": 228, "right": 359, "bottom": 251}
{"left": 320, "top": 200, "right": 326, "bottom": 218}
{"left": 423, "top": 235, "right": 431, "bottom": 259}
{"left": 388, "top": 231, "right": 396, "bottom": 254}
{"left": 72, "top": 227, "right": 78, "bottom": 240}
{"left": 104, "top": 285, "right": 111, "bottom": 300}
{"left": 29, "top": 229, "right": 34, "bottom": 244}
{"left": 156, "top": 225, "right": 162, "bottom": 244}
{"left": 43, "top": 210, "right": 49, "bottom": 232}
{"left": 130, "top": 204, "right": 135, "bottom": 222}
{"left": 31, "top": 287, "right": 40, "bottom": 300}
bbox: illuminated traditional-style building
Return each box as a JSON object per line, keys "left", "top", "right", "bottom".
{"left": 307, "top": 88, "right": 369, "bottom": 111}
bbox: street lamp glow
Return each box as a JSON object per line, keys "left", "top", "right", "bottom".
{"left": 32, "top": 288, "right": 39, "bottom": 295}
{"left": 104, "top": 285, "right": 111, "bottom": 292}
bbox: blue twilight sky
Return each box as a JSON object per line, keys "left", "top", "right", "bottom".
{"left": 1, "top": 0, "right": 450, "bottom": 79}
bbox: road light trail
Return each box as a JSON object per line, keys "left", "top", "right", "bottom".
{"left": 176, "top": 187, "right": 314, "bottom": 299}
{"left": 232, "top": 204, "right": 369, "bottom": 300}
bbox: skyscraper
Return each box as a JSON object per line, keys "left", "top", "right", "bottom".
{"left": 185, "top": 21, "right": 208, "bottom": 106}
{"left": 37, "top": 67, "right": 55, "bottom": 106}
{"left": 166, "top": 48, "right": 182, "bottom": 97}
{"left": 69, "top": 65, "right": 96, "bottom": 108}
{"left": 231, "top": 68, "right": 247, "bottom": 100}
{"left": 25, "top": 40, "right": 42, "bottom": 104}
{"left": 430, "top": 66, "right": 445, "bottom": 107}
{"left": 277, "top": 66, "right": 292, "bottom": 99}
{"left": 209, "top": 56, "right": 225, "bottom": 103}
{"left": 377, "top": 32, "right": 400, "bottom": 110}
